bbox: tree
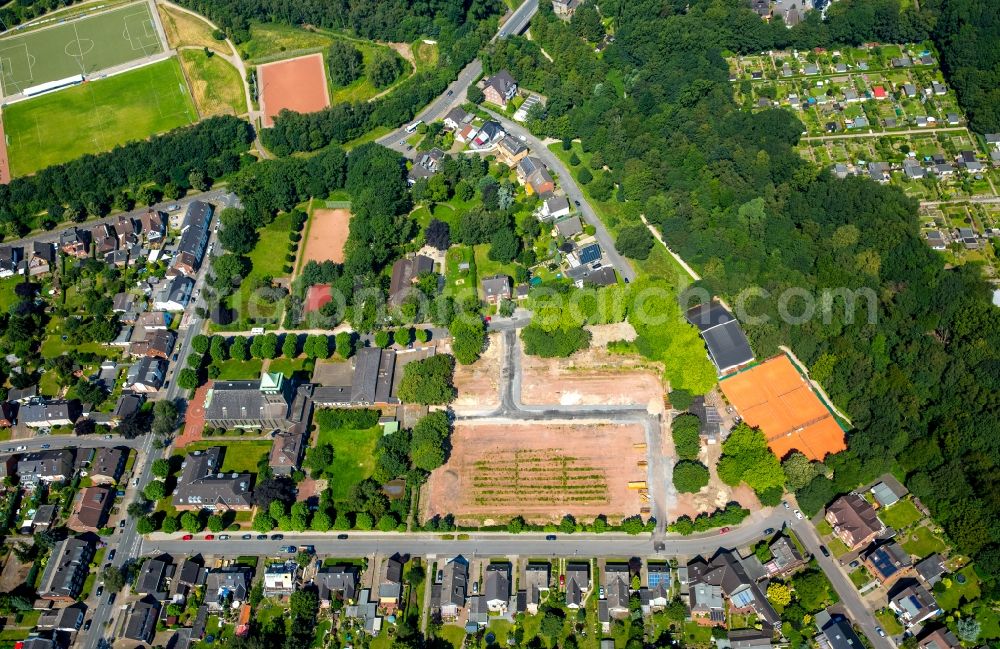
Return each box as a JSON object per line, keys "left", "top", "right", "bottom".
{"left": 717, "top": 424, "right": 785, "bottom": 497}
{"left": 75, "top": 379, "right": 106, "bottom": 406}
{"left": 374, "top": 331, "right": 390, "bottom": 348}
{"left": 670, "top": 388, "right": 694, "bottom": 411}
{"left": 218, "top": 208, "right": 259, "bottom": 254}
{"left": 377, "top": 513, "right": 398, "bottom": 531}
{"left": 450, "top": 317, "right": 485, "bottom": 364}
{"left": 207, "top": 514, "right": 226, "bottom": 533}
{"left": 415, "top": 328, "right": 429, "bottom": 343}
{"left": 311, "top": 511, "right": 332, "bottom": 531}
{"left": 150, "top": 458, "right": 170, "bottom": 480}
{"left": 369, "top": 49, "right": 403, "bottom": 88}
{"left": 672, "top": 413, "right": 702, "bottom": 460}
{"left": 192, "top": 334, "right": 211, "bottom": 354}
{"left": 152, "top": 400, "right": 179, "bottom": 436}
{"left": 394, "top": 327, "right": 412, "bottom": 347}
{"left": 229, "top": 336, "right": 248, "bottom": 361}
{"left": 336, "top": 331, "right": 354, "bottom": 357}
{"left": 488, "top": 228, "right": 520, "bottom": 263}
{"left": 783, "top": 452, "right": 826, "bottom": 491}
{"left": 791, "top": 570, "right": 833, "bottom": 613}
{"left": 136, "top": 518, "right": 156, "bottom": 535}
{"left": 253, "top": 511, "right": 275, "bottom": 532}
{"left": 253, "top": 476, "right": 296, "bottom": 511}
{"left": 327, "top": 41, "right": 364, "bottom": 87}
{"left": 521, "top": 324, "right": 590, "bottom": 358}
{"left": 766, "top": 582, "right": 792, "bottom": 609}
{"left": 507, "top": 516, "right": 526, "bottom": 533}
{"left": 103, "top": 565, "right": 125, "bottom": 592}
{"left": 143, "top": 480, "right": 166, "bottom": 501}
{"left": 74, "top": 419, "right": 96, "bottom": 436}
{"left": 541, "top": 609, "right": 565, "bottom": 638}
{"left": 162, "top": 516, "right": 180, "bottom": 534}
{"left": 397, "top": 354, "right": 455, "bottom": 405}
{"left": 0, "top": 593, "right": 31, "bottom": 615}
{"left": 181, "top": 511, "right": 203, "bottom": 533}
{"left": 425, "top": 219, "right": 450, "bottom": 250}
{"left": 282, "top": 333, "right": 299, "bottom": 358}
{"left": 176, "top": 368, "right": 199, "bottom": 390}
{"left": 355, "top": 512, "right": 373, "bottom": 530}
{"left": 616, "top": 224, "right": 655, "bottom": 260}
{"left": 673, "top": 461, "right": 710, "bottom": 493}
{"left": 409, "top": 411, "right": 451, "bottom": 471}
{"left": 620, "top": 515, "right": 645, "bottom": 535}
{"left": 957, "top": 617, "right": 981, "bottom": 642}
{"left": 467, "top": 84, "right": 484, "bottom": 104}
{"left": 577, "top": 167, "right": 593, "bottom": 184}
{"left": 559, "top": 515, "right": 576, "bottom": 534}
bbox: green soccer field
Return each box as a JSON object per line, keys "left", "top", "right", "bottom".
{"left": 0, "top": 1, "right": 163, "bottom": 97}
{"left": 4, "top": 57, "right": 197, "bottom": 176}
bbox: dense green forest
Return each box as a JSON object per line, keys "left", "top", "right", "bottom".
{"left": 502, "top": 0, "right": 1000, "bottom": 583}
{"left": 174, "top": 0, "right": 502, "bottom": 43}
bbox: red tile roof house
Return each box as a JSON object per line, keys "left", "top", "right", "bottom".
{"left": 873, "top": 86, "right": 887, "bottom": 99}
{"left": 68, "top": 485, "right": 113, "bottom": 532}
{"left": 482, "top": 70, "right": 518, "bottom": 108}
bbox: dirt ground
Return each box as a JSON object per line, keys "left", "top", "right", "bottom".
{"left": 422, "top": 421, "right": 649, "bottom": 525}
{"left": 668, "top": 442, "right": 762, "bottom": 520}
{"left": 301, "top": 208, "right": 350, "bottom": 266}
{"left": 585, "top": 322, "right": 638, "bottom": 347}
{"left": 259, "top": 53, "right": 331, "bottom": 127}
{"left": 451, "top": 333, "right": 501, "bottom": 414}
{"left": 0, "top": 553, "right": 30, "bottom": 593}
{"left": 519, "top": 345, "right": 665, "bottom": 413}
{"left": 382, "top": 42, "right": 415, "bottom": 68}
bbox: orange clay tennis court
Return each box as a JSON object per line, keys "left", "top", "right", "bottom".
{"left": 720, "top": 355, "right": 845, "bottom": 461}
{"left": 259, "top": 53, "right": 331, "bottom": 128}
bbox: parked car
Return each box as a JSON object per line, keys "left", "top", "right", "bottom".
{"left": 40, "top": 443, "right": 50, "bottom": 449}
{"left": 819, "top": 545, "right": 830, "bottom": 557}
{"left": 719, "top": 527, "right": 731, "bottom": 534}
{"left": 849, "top": 560, "right": 860, "bottom": 568}
{"left": 545, "top": 534, "right": 557, "bottom": 540}
{"left": 242, "top": 534, "right": 253, "bottom": 540}
{"left": 447, "top": 89, "right": 453, "bottom": 96}
{"left": 270, "top": 534, "right": 284, "bottom": 540}
{"left": 219, "top": 534, "right": 230, "bottom": 540}
{"left": 95, "top": 585, "right": 104, "bottom": 597}
{"left": 876, "top": 628, "right": 886, "bottom": 638}
{"left": 182, "top": 534, "right": 193, "bottom": 541}
{"left": 83, "top": 620, "right": 92, "bottom": 631}
{"left": 763, "top": 528, "right": 775, "bottom": 535}
{"left": 472, "top": 582, "right": 479, "bottom": 595}
{"left": 119, "top": 520, "right": 126, "bottom": 528}
{"left": 337, "top": 534, "right": 349, "bottom": 540}
{"left": 281, "top": 545, "right": 296, "bottom": 553}
{"left": 108, "top": 550, "right": 116, "bottom": 561}
{"left": 793, "top": 509, "right": 804, "bottom": 520}
{"left": 599, "top": 587, "right": 605, "bottom": 598}
{"left": 204, "top": 534, "right": 215, "bottom": 540}
{"left": 559, "top": 575, "right": 565, "bottom": 586}
{"left": 107, "top": 593, "right": 116, "bottom": 605}
{"left": 782, "top": 500, "right": 790, "bottom": 509}
{"left": 299, "top": 545, "right": 315, "bottom": 554}
{"left": 257, "top": 535, "right": 267, "bottom": 540}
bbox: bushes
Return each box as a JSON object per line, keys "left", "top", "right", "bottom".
{"left": 315, "top": 408, "right": 380, "bottom": 430}
{"left": 672, "top": 413, "right": 702, "bottom": 460}
{"left": 668, "top": 503, "right": 750, "bottom": 535}
{"left": 616, "top": 224, "right": 655, "bottom": 260}
{"left": 521, "top": 324, "right": 590, "bottom": 358}
{"left": 397, "top": 354, "right": 456, "bottom": 405}
{"left": 673, "top": 461, "right": 710, "bottom": 493}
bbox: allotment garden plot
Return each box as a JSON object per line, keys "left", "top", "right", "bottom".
{"left": 0, "top": 1, "right": 163, "bottom": 97}
{"left": 423, "top": 421, "right": 649, "bottom": 524}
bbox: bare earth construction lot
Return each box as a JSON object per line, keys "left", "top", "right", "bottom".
{"left": 259, "top": 52, "right": 330, "bottom": 127}
{"left": 423, "top": 421, "right": 648, "bottom": 525}
{"left": 301, "top": 208, "right": 350, "bottom": 265}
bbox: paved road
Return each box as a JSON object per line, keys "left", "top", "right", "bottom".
{"left": 484, "top": 111, "right": 637, "bottom": 282}
{"left": 375, "top": 0, "right": 538, "bottom": 154}
{"left": 0, "top": 436, "right": 145, "bottom": 456}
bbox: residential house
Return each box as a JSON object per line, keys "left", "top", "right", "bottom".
{"left": 177, "top": 558, "right": 208, "bottom": 591}
{"left": 870, "top": 481, "right": 905, "bottom": 508}
{"left": 264, "top": 562, "right": 297, "bottom": 597}
{"left": 687, "top": 550, "right": 780, "bottom": 627}
{"left": 36, "top": 604, "right": 85, "bottom": 632}
{"left": 868, "top": 162, "right": 890, "bottom": 183}
{"left": 565, "top": 562, "right": 590, "bottom": 609}
{"left": 379, "top": 555, "right": 404, "bottom": 613}
{"left": 541, "top": 195, "right": 571, "bottom": 220}
{"left": 892, "top": 56, "right": 912, "bottom": 68}
{"left": 135, "top": 311, "right": 172, "bottom": 330}
{"left": 408, "top": 148, "right": 445, "bottom": 184}
{"left": 750, "top": 0, "right": 770, "bottom": 18}
{"left": 8, "top": 385, "right": 38, "bottom": 404}
{"left": 526, "top": 166, "right": 554, "bottom": 195}
{"left": 552, "top": 0, "right": 580, "bottom": 18}
{"left": 111, "top": 393, "right": 144, "bottom": 426}
{"left": 124, "top": 356, "right": 167, "bottom": 393}
{"left": 129, "top": 329, "right": 176, "bottom": 360}
{"left": 171, "top": 200, "right": 213, "bottom": 276}
{"left": 443, "top": 107, "right": 471, "bottom": 130}
{"left": 889, "top": 582, "right": 940, "bottom": 627}
{"left": 0, "top": 401, "right": 15, "bottom": 427}
{"left": 112, "top": 215, "right": 136, "bottom": 244}
{"left": 803, "top": 63, "right": 819, "bottom": 75}
{"left": 862, "top": 541, "right": 913, "bottom": 586}
{"left": 555, "top": 215, "right": 583, "bottom": 238}
{"left": 517, "top": 156, "right": 545, "bottom": 185}
{"left": 67, "top": 485, "right": 113, "bottom": 532}
{"left": 153, "top": 275, "right": 194, "bottom": 311}
{"left": 903, "top": 160, "right": 926, "bottom": 179}
{"left": 205, "top": 568, "right": 252, "bottom": 610}
{"left": 125, "top": 598, "right": 161, "bottom": 643}
{"left": 316, "top": 566, "right": 358, "bottom": 607}
{"left": 925, "top": 230, "right": 947, "bottom": 250}
{"left": 515, "top": 283, "right": 529, "bottom": 300}
{"left": 472, "top": 120, "right": 505, "bottom": 148}
{"left": 440, "top": 556, "right": 469, "bottom": 619}
{"left": 914, "top": 554, "right": 946, "bottom": 587}
{"left": 172, "top": 446, "right": 253, "bottom": 511}
{"left": 843, "top": 88, "right": 859, "bottom": 103}
{"left": 18, "top": 638, "right": 55, "bottom": 649}
{"left": 17, "top": 449, "right": 75, "bottom": 487}
{"left": 468, "top": 595, "right": 488, "bottom": 629}
{"left": 89, "top": 223, "right": 117, "bottom": 256}
{"left": 946, "top": 113, "right": 960, "bottom": 126}
{"left": 22, "top": 241, "right": 55, "bottom": 276}
{"left": 455, "top": 123, "right": 479, "bottom": 144}
{"left": 931, "top": 82, "right": 947, "bottom": 96}
{"left": 496, "top": 136, "right": 528, "bottom": 166}
{"left": 20, "top": 400, "right": 76, "bottom": 428}
{"left": 825, "top": 493, "right": 884, "bottom": 550}
{"left": 389, "top": 255, "right": 434, "bottom": 306}
{"left": 138, "top": 210, "right": 167, "bottom": 248}
{"left": 483, "top": 70, "right": 518, "bottom": 108}
{"left": 136, "top": 556, "right": 171, "bottom": 597}
{"left": 0, "top": 246, "right": 22, "bottom": 278}
{"left": 269, "top": 432, "right": 305, "bottom": 475}
{"left": 917, "top": 627, "right": 960, "bottom": 649}
{"left": 484, "top": 563, "right": 511, "bottom": 613}
{"left": 815, "top": 610, "right": 864, "bottom": 649}
{"left": 112, "top": 292, "right": 136, "bottom": 315}
{"left": 203, "top": 372, "right": 292, "bottom": 429}
{"left": 345, "top": 588, "right": 382, "bottom": 635}
{"left": 520, "top": 563, "right": 550, "bottom": 614}
{"left": 59, "top": 228, "right": 88, "bottom": 258}
{"left": 37, "top": 537, "right": 94, "bottom": 602}
{"left": 605, "top": 564, "right": 630, "bottom": 616}
{"left": 764, "top": 536, "right": 807, "bottom": 577}
{"left": 728, "top": 629, "right": 773, "bottom": 649}
{"left": 481, "top": 274, "right": 511, "bottom": 304}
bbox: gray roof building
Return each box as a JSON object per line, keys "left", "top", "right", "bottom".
{"left": 555, "top": 215, "right": 583, "bottom": 238}
{"left": 316, "top": 566, "right": 358, "bottom": 605}
{"left": 521, "top": 563, "right": 549, "bottom": 613}
{"left": 38, "top": 537, "right": 94, "bottom": 601}
{"left": 890, "top": 582, "right": 940, "bottom": 627}
{"left": 137, "top": 557, "right": 171, "bottom": 596}
{"left": 815, "top": 610, "right": 863, "bottom": 649}
{"left": 125, "top": 598, "right": 161, "bottom": 642}
{"left": 440, "top": 556, "right": 469, "bottom": 617}
{"left": 20, "top": 400, "right": 76, "bottom": 428}
{"left": 124, "top": 356, "right": 167, "bottom": 392}
{"left": 205, "top": 568, "right": 251, "bottom": 610}
{"left": 728, "top": 629, "right": 773, "bottom": 649}
{"left": 269, "top": 432, "right": 305, "bottom": 475}
{"left": 203, "top": 372, "right": 291, "bottom": 430}
{"left": 90, "top": 447, "right": 127, "bottom": 485}
{"left": 172, "top": 447, "right": 253, "bottom": 511}
{"left": 484, "top": 563, "right": 511, "bottom": 612}
{"left": 685, "top": 301, "right": 755, "bottom": 374}
{"left": 605, "top": 564, "right": 630, "bottom": 614}
{"left": 687, "top": 550, "right": 779, "bottom": 626}
{"left": 37, "top": 604, "right": 85, "bottom": 632}
{"left": 481, "top": 274, "right": 511, "bottom": 303}
{"left": 389, "top": 255, "right": 434, "bottom": 306}
{"left": 17, "top": 449, "right": 75, "bottom": 487}
{"left": 914, "top": 554, "right": 946, "bottom": 586}
{"left": 565, "top": 562, "right": 589, "bottom": 608}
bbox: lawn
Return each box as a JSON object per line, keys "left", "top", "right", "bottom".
{"left": 444, "top": 245, "right": 477, "bottom": 296}
{"left": 249, "top": 211, "right": 295, "bottom": 279}
{"left": 815, "top": 520, "right": 834, "bottom": 536}
{"left": 0, "top": 278, "right": 22, "bottom": 311}
{"left": 936, "top": 565, "right": 980, "bottom": 611}
{"left": 473, "top": 244, "right": 518, "bottom": 287}
{"left": 212, "top": 358, "right": 263, "bottom": 380}
{"left": 434, "top": 623, "right": 468, "bottom": 649}
{"left": 5, "top": 57, "right": 196, "bottom": 176}
{"left": 179, "top": 48, "right": 246, "bottom": 117}
{"left": 315, "top": 423, "right": 381, "bottom": 500}
{"left": 238, "top": 23, "right": 334, "bottom": 63}
{"left": 330, "top": 40, "right": 411, "bottom": 104}
{"left": 681, "top": 621, "right": 714, "bottom": 646}
{"left": 828, "top": 538, "right": 851, "bottom": 558}
{"left": 875, "top": 609, "right": 903, "bottom": 635}
{"left": 878, "top": 499, "right": 923, "bottom": 529}
{"left": 900, "top": 525, "right": 947, "bottom": 557}
{"left": 41, "top": 321, "right": 116, "bottom": 357}
{"left": 265, "top": 357, "right": 313, "bottom": 379}
{"left": 849, "top": 567, "right": 871, "bottom": 589}
{"left": 179, "top": 440, "right": 271, "bottom": 472}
